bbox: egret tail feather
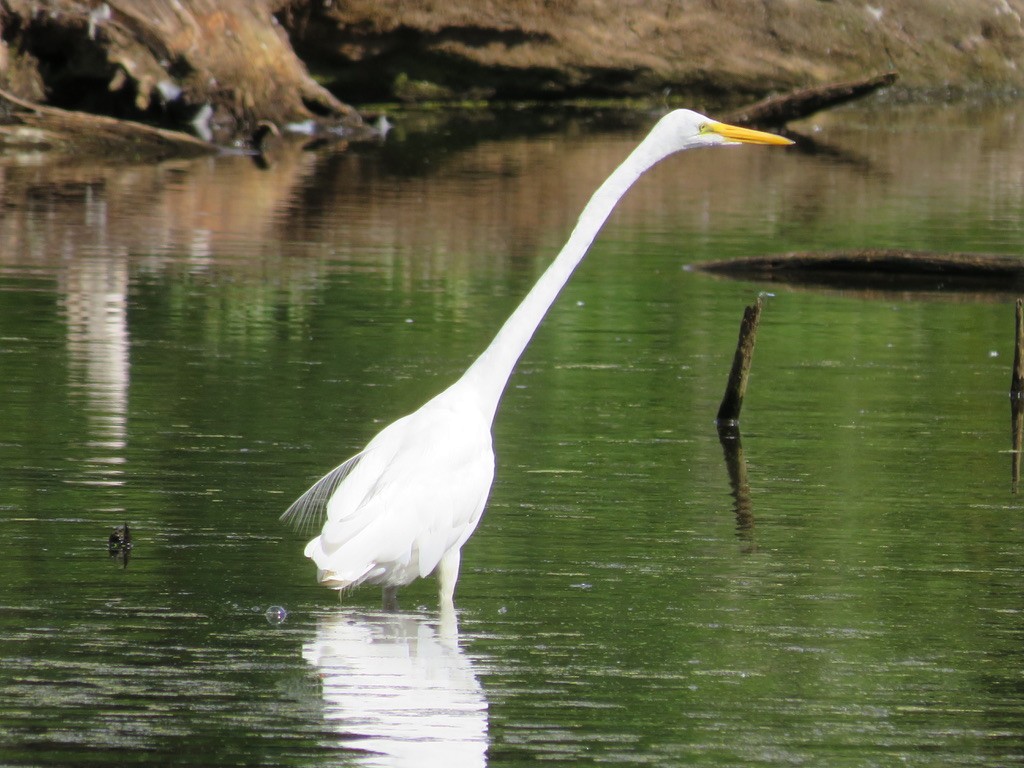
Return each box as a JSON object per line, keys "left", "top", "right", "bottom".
{"left": 280, "top": 452, "right": 364, "bottom": 533}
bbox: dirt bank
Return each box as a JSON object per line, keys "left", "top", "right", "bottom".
{"left": 285, "top": 0, "right": 1024, "bottom": 103}
{"left": 1, "top": 0, "right": 1022, "bottom": 142}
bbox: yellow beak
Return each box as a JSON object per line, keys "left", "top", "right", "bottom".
{"left": 704, "top": 120, "right": 794, "bottom": 146}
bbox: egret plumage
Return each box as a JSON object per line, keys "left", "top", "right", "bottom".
{"left": 282, "top": 109, "right": 793, "bottom": 608}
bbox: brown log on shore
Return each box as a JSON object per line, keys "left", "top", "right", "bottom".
{"left": 0, "top": 86, "right": 217, "bottom": 160}
{"left": 724, "top": 72, "right": 898, "bottom": 128}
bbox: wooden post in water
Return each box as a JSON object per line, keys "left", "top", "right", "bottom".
{"left": 716, "top": 297, "right": 764, "bottom": 425}
{"left": 1011, "top": 299, "right": 1024, "bottom": 492}
{"left": 1013, "top": 299, "right": 1024, "bottom": 397}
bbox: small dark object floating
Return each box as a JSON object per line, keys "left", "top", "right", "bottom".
{"left": 108, "top": 523, "right": 132, "bottom": 567}
{"left": 251, "top": 120, "right": 282, "bottom": 169}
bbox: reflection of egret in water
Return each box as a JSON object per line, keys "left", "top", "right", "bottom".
{"left": 62, "top": 255, "right": 129, "bottom": 488}
{"left": 303, "top": 608, "right": 488, "bottom": 767}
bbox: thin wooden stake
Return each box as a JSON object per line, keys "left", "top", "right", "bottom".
{"left": 1011, "top": 300, "right": 1024, "bottom": 492}
{"left": 1013, "top": 299, "right": 1024, "bottom": 398}
{"left": 716, "top": 297, "right": 764, "bottom": 425}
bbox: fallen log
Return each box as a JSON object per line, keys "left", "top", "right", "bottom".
{"left": 0, "top": 86, "right": 216, "bottom": 160}
{"left": 725, "top": 71, "right": 898, "bottom": 128}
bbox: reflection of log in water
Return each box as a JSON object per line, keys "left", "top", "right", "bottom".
{"left": 717, "top": 423, "right": 755, "bottom": 550}
{"left": 1011, "top": 300, "right": 1024, "bottom": 492}
{"left": 1012, "top": 399, "right": 1023, "bottom": 494}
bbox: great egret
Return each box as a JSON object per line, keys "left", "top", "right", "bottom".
{"left": 283, "top": 109, "right": 792, "bottom": 608}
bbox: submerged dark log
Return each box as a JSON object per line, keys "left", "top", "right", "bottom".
{"left": 693, "top": 250, "right": 1024, "bottom": 293}
{"left": 725, "top": 72, "right": 898, "bottom": 128}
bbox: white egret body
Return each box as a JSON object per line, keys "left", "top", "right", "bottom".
{"left": 282, "top": 110, "right": 792, "bottom": 607}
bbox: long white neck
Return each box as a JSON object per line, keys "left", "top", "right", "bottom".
{"left": 455, "top": 128, "right": 680, "bottom": 422}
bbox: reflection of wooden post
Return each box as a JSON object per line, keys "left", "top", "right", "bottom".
{"left": 1012, "top": 400, "right": 1023, "bottom": 493}
{"left": 717, "top": 297, "right": 763, "bottom": 425}
{"left": 1013, "top": 299, "right": 1024, "bottom": 397}
{"left": 1012, "top": 300, "right": 1024, "bottom": 492}
{"left": 717, "top": 423, "right": 755, "bottom": 550}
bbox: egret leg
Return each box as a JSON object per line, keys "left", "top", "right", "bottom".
{"left": 437, "top": 548, "right": 461, "bottom": 607}
{"left": 382, "top": 586, "right": 399, "bottom": 611}
{"left": 438, "top": 600, "right": 458, "bottom": 645}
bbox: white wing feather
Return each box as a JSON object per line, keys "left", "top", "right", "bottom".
{"left": 300, "top": 394, "right": 495, "bottom": 589}
{"left": 280, "top": 451, "right": 364, "bottom": 534}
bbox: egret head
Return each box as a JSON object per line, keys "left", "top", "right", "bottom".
{"left": 655, "top": 109, "right": 794, "bottom": 153}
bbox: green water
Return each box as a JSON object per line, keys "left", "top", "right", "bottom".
{"left": 1, "top": 103, "right": 1023, "bottom": 766}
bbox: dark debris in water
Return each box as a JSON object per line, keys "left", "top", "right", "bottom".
{"left": 108, "top": 523, "right": 132, "bottom": 568}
